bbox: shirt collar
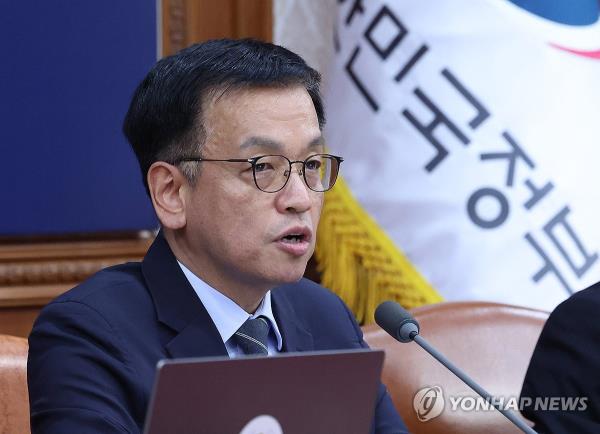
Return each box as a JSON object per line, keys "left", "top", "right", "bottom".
{"left": 177, "top": 260, "right": 283, "bottom": 351}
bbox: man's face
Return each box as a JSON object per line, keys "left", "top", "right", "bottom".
{"left": 179, "top": 86, "right": 324, "bottom": 296}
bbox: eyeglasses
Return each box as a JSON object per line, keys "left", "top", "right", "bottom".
{"left": 173, "top": 154, "right": 343, "bottom": 193}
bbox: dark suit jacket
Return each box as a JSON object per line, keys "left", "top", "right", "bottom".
{"left": 520, "top": 282, "right": 600, "bottom": 433}
{"left": 28, "top": 233, "right": 406, "bottom": 433}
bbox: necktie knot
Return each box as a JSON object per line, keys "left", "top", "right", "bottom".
{"left": 233, "top": 316, "right": 270, "bottom": 355}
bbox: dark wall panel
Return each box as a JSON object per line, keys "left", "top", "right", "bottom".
{"left": 0, "top": 0, "right": 158, "bottom": 235}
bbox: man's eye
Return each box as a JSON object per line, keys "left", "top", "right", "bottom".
{"left": 254, "top": 162, "right": 274, "bottom": 172}
{"left": 305, "top": 160, "right": 322, "bottom": 171}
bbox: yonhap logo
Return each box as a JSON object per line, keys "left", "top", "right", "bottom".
{"left": 413, "top": 386, "right": 445, "bottom": 422}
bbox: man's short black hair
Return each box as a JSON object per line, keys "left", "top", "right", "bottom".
{"left": 123, "top": 38, "right": 325, "bottom": 194}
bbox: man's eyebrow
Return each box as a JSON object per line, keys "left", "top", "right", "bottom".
{"left": 240, "top": 137, "right": 283, "bottom": 150}
{"left": 239, "top": 135, "right": 325, "bottom": 150}
{"left": 309, "top": 135, "right": 325, "bottom": 148}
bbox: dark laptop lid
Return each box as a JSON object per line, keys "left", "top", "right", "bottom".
{"left": 144, "top": 349, "right": 384, "bottom": 434}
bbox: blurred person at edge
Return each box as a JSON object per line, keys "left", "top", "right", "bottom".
{"left": 521, "top": 282, "right": 600, "bottom": 433}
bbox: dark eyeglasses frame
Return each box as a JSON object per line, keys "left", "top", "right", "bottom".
{"left": 172, "top": 153, "right": 344, "bottom": 193}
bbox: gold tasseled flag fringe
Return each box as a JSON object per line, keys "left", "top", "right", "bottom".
{"left": 316, "top": 176, "right": 443, "bottom": 324}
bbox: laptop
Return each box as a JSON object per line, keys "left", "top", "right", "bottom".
{"left": 144, "top": 349, "right": 384, "bottom": 434}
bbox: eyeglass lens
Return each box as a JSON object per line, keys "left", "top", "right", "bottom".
{"left": 253, "top": 155, "right": 339, "bottom": 193}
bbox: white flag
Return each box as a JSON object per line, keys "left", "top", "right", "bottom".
{"left": 276, "top": 0, "right": 600, "bottom": 313}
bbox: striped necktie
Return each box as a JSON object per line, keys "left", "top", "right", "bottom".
{"left": 233, "top": 316, "right": 270, "bottom": 356}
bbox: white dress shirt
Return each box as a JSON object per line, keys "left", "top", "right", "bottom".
{"left": 177, "top": 261, "right": 283, "bottom": 357}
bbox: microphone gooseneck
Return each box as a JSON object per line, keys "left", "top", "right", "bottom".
{"left": 374, "top": 301, "right": 537, "bottom": 434}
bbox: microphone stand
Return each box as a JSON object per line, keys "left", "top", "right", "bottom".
{"left": 412, "top": 332, "right": 537, "bottom": 434}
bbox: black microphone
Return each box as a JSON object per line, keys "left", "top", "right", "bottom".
{"left": 374, "top": 301, "right": 537, "bottom": 434}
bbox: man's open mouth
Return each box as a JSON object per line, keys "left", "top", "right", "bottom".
{"left": 281, "top": 233, "right": 306, "bottom": 244}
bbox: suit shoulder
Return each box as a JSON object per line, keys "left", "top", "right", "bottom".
{"left": 552, "top": 281, "right": 600, "bottom": 319}
{"left": 568, "top": 281, "right": 600, "bottom": 305}
{"left": 275, "top": 278, "right": 342, "bottom": 304}
{"left": 543, "top": 281, "right": 600, "bottom": 338}
{"left": 273, "top": 278, "right": 354, "bottom": 322}
{"left": 49, "top": 262, "right": 146, "bottom": 309}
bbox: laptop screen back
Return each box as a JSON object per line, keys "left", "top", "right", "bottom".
{"left": 144, "top": 349, "right": 384, "bottom": 434}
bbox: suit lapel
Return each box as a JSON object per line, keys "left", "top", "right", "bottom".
{"left": 272, "top": 287, "right": 314, "bottom": 352}
{"left": 164, "top": 316, "right": 228, "bottom": 359}
{"left": 141, "top": 232, "right": 228, "bottom": 359}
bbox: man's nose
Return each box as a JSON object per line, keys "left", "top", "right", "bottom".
{"left": 275, "top": 165, "right": 312, "bottom": 214}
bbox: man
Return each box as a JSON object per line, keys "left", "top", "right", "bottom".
{"left": 27, "top": 39, "right": 407, "bottom": 433}
{"left": 520, "top": 282, "right": 600, "bottom": 433}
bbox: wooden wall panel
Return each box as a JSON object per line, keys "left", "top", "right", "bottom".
{"left": 0, "top": 0, "right": 274, "bottom": 338}
{"left": 0, "top": 237, "right": 153, "bottom": 337}
{"left": 162, "top": 0, "right": 272, "bottom": 55}
{"left": 233, "top": 0, "right": 273, "bottom": 41}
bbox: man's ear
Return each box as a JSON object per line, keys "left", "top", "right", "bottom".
{"left": 147, "top": 161, "right": 188, "bottom": 230}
